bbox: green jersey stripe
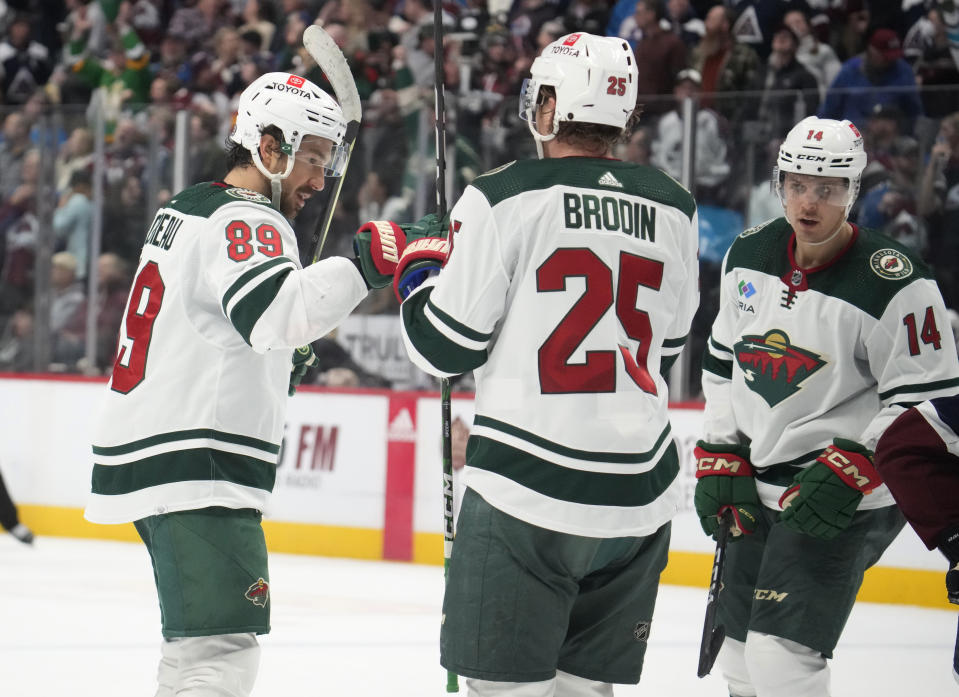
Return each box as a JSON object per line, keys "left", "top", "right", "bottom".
{"left": 220, "top": 257, "right": 292, "bottom": 314}
{"left": 663, "top": 334, "right": 688, "bottom": 349}
{"left": 710, "top": 335, "right": 732, "bottom": 355}
{"left": 402, "top": 288, "right": 488, "bottom": 374}
{"left": 93, "top": 428, "right": 279, "bottom": 456}
{"left": 91, "top": 448, "right": 277, "bottom": 496}
{"left": 878, "top": 376, "right": 959, "bottom": 401}
{"left": 427, "top": 297, "right": 493, "bottom": 342}
{"left": 703, "top": 352, "right": 733, "bottom": 380}
{"left": 474, "top": 415, "right": 671, "bottom": 464}
{"left": 230, "top": 268, "right": 293, "bottom": 345}
{"left": 467, "top": 435, "right": 679, "bottom": 506}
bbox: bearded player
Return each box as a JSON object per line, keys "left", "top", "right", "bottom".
{"left": 85, "top": 72, "right": 410, "bottom": 697}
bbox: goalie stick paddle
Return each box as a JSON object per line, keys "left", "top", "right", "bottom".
{"left": 698, "top": 508, "right": 733, "bottom": 678}
{"left": 302, "top": 24, "right": 362, "bottom": 264}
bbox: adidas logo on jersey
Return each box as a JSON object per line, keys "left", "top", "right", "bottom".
{"left": 598, "top": 172, "right": 623, "bottom": 188}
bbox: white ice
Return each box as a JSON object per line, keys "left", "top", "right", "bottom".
{"left": 1, "top": 534, "right": 956, "bottom": 696}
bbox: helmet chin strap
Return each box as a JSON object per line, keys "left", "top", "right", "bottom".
{"left": 251, "top": 142, "right": 294, "bottom": 212}
{"left": 526, "top": 106, "right": 559, "bottom": 160}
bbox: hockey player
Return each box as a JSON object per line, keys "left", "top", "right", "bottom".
{"left": 394, "top": 32, "right": 700, "bottom": 696}
{"left": 696, "top": 115, "right": 959, "bottom": 697}
{"left": 875, "top": 396, "right": 959, "bottom": 617}
{"left": 84, "top": 72, "right": 407, "bottom": 697}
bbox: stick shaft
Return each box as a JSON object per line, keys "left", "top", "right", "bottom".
{"left": 432, "top": 3, "right": 457, "bottom": 693}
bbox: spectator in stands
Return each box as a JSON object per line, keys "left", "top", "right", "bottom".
{"left": 651, "top": 68, "right": 730, "bottom": 203}
{"left": 0, "top": 11, "right": 53, "bottom": 104}
{"left": 753, "top": 23, "right": 819, "bottom": 140}
{"left": 818, "top": 28, "right": 923, "bottom": 131}
{"left": 49, "top": 251, "right": 86, "bottom": 367}
{"left": 857, "top": 135, "right": 922, "bottom": 232}
{"left": 562, "top": 0, "right": 610, "bottom": 37}
{"left": 0, "top": 149, "right": 40, "bottom": 318}
{"left": 918, "top": 111, "right": 959, "bottom": 309}
{"left": 0, "top": 305, "right": 34, "bottom": 372}
{"left": 616, "top": 124, "right": 653, "bottom": 164}
{"left": 210, "top": 26, "right": 246, "bottom": 99}
{"left": 66, "top": 6, "right": 152, "bottom": 140}
{"left": 827, "top": 0, "right": 871, "bottom": 62}
{"left": 666, "top": 0, "right": 704, "bottom": 47}
{"left": 859, "top": 104, "right": 904, "bottom": 192}
{"left": 908, "top": 5, "right": 959, "bottom": 120}
{"left": 632, "top": 0, "right": 687, "bottom": 117}
{"left": 0, "top": 111, "right": 32, "bottom": 200}
{"left": 103, "top": 116, "right": 147, "bottom": 187}
{"left": 167, "top": 0, "right": 235, "bottom": 55}
{"left": 63, "top": 252, "right": 131, "bottom": 372}
{"left": 53, "top": 169, "right": 94, "bottom": 281}
{"left": 783, "top": 8, "right": 840, "bottom": 99}
{"left": 55, "top": 126, "right": 94, "bottom": 195}
{"left": 689, "top": 5, "right": 761, "bottom": 123}
{"left": 239, "top": 0, "right": 278, "bottom": 52}
{"left": 102, "top": 169, "right": 147, "bottom": 266}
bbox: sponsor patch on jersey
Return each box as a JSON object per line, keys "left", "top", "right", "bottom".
{"left": 869, "top": 248, "right": 913, "bottom": 280}
{"left": 734, "top": 330, "right": 825, "bottom": 407}
{"left": 226, "top": 187, "right": 271, "bottom": 204}
{"left": 245, "top": 578, "right": 270, "bottom": 607}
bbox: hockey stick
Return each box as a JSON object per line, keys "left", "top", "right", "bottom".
{"left": 302, "top": 24, "right": 362, "bottom": 264}
{"left": 697, "top": 508, "right": 733, "bottom": 678}
{"left": 430, "top": 3, "right": 457, "bottom": 693}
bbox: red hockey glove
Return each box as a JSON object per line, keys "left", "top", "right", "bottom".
{"left": 353, "top": 220, "right": 407, "bottom": 289}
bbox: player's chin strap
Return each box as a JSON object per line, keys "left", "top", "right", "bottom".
{"left": 525, "top": 110, "right": 559, "bottom": 160}
{"left": 251, "top": 142, "right": 295, "bottom": 211}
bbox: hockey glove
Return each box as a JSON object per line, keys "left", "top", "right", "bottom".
{"left": 393, "top": 213, "right": 450, "bottom": 302}
{"left": 694, "top": 441, "right": 761, "bottom": 540}
{"left": 288, "top": 345, "right": 318, "bottom": 396}
{"left": 353, "top": 220, "right": 408, "bottom": 289}
{"left": 779, "top": 438, "right": 883, "bottom": 539}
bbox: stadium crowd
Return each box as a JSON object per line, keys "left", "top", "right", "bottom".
{"left": 0, "top": 0, "right": 958, "bottom": 396}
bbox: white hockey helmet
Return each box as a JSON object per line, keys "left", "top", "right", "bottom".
{"left": 775, "top": 116, "right": 867, "bottom": 215}
{"left": 520, "top": 33, "right": 637, "bottom": 157}
{"left": 231, "top": 72, "right": 349, "bottom": 204}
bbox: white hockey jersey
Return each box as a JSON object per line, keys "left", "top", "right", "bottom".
{"left": 702, "top": 218, "right": 959, "bottom": 510}
{"left": 400, "top": 158, "right": 700, "bottom": 537}
{"left": 86, "top": 183, "right": 367, "bottom": 524}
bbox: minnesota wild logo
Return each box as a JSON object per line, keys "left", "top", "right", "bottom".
{"left": 245, "top": 578, "right": 270, "bottom": 608}
{"left": 734, "top": 330, "right": 825, "bottom": 406}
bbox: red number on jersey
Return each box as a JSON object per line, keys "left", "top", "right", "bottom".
{"left": 903, "top": 306, "right": 942, "bottom": 355}
{"left": 226, "top": 221, "right": 254, "bottom": 261}
{"left": 256, "top": 224, "right": 284, "bottom": 257}
{"left": 536, "top": 249, "right": 663, "bottom": 394}
{"left": 111, "top": 261, "right": 165, "bottom": 394}
{"left": 226, "top": 221, "right": 286, "bottom": 260}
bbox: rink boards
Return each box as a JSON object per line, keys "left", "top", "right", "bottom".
{"left": 0, "top": 373, "right": 949, "bottom": 609}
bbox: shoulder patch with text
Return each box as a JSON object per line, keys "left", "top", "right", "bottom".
{"left": 869, "top": 248, "right": 913, "bottom": 280}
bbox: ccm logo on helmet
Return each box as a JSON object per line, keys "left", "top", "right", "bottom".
{"left": 795, "top": 154, "right": 827, "bottom": 161}
{"left": 287, "top": 75, "right": 305, "bottom": 88}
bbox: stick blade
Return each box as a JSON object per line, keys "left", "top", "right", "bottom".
{"left": 302, "top": 24, "right": 362, "bottom": 123}
{"left": 697, "top": 625, "right": 726, "bottom": 678}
